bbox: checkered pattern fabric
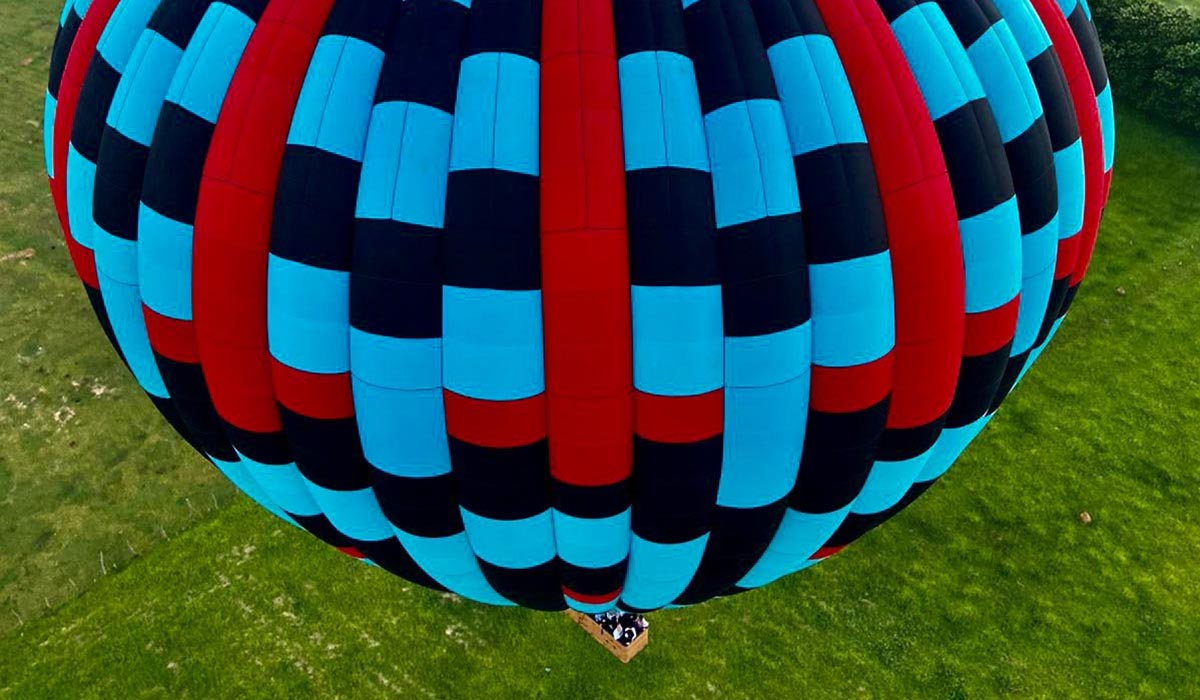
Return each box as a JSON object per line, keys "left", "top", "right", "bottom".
{"left": 46, "top": 0, "right": 1113, "bottom": 611}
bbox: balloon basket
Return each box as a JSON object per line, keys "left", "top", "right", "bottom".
{"left": 565, "top": 610, "right": 649, "bottom": 663}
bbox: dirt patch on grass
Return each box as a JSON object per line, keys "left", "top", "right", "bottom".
{"left": 0, "top": 248, "right": 34, "bottom": 264}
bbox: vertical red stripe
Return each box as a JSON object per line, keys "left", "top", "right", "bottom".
{"left": 192, "top": 0, "right": 336, "bottom": 434}
{"left": 539, "top": 0, "right": 633, "bottom": 488}
{"left": 1030, "top": 0, "right": 1104, "bottom": 289}
{"left": 815, "top": 0, "right": 965, "bottom": 431}
{"left": 49, "top": 0, "right": 120, "bottom": 290}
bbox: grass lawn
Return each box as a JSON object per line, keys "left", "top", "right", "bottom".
{"left": 2, "top": 0, "right": 1200, "bottom": 698}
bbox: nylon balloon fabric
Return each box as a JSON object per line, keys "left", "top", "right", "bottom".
{"left": 45, "top": 0, "right": 1113, "bottom": 612}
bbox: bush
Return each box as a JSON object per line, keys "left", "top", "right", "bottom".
{"left": 1091, "top": 0, "right": 1200, "bottom": 132}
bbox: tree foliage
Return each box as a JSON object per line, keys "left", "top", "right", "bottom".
{"left": 1093, "top": 0, "right": 1200, "bottom": 131}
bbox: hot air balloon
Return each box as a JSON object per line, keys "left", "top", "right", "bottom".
{"left": 44, "top": 0, "right": 1113, "bottom": 613}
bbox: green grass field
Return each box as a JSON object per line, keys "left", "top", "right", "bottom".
{"left": 3, "top": 1, "right": 1200, "bottom": 698}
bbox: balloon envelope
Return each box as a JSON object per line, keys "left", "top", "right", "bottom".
{"left": 45, "top": 0, "right": 1112, "bottom": 612}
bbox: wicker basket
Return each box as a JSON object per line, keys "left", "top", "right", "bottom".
{"left": 565, "top": 610, "right": 650, "bottom": 663}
